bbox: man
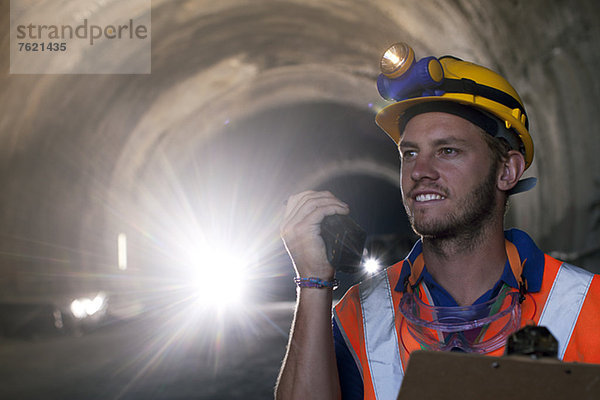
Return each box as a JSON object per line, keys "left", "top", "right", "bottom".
{"left": 275, "top": 43, "right": 600, "bottom": 400}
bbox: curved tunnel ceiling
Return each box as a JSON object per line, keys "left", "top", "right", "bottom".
{"left": 1, "top": 0, "right": 600, "bottom": 298}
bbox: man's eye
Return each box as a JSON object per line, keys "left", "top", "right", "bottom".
{"left": 401, "top": 150, "right": 417, "bottom": 159}
{"left": 441, "top": 148, "right": 458, "bottom": 155}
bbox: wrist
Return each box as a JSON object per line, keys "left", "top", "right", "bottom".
{"left": 294, "top": 276, "right": 339, "bottom": 290}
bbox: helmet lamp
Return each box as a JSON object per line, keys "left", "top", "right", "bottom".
{"left": 377, "top": 43, "right": 444, "bottom": 102}
{"left": 380, "top": 42, "right": 415, "bottom": 79}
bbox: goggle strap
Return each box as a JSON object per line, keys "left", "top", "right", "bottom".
{"left": 505, "top": 239, "right": 525, "bottom": 287}
{"left": 405, "top": 242, "right": 526, "bottom": 297}
{"left": 407, "top": 254, "right": 425, "bottom": 288}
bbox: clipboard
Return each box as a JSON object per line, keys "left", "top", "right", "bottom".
{"left": 397, "top": 350, "right": 600, "bottom": 400}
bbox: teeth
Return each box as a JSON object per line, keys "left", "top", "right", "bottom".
{"left": 416, "top": 194, "right": 445, "bottom": 202}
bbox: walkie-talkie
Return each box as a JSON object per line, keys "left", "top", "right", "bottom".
{"left": 320, "top": 214, "right": 367, "bottom": 273}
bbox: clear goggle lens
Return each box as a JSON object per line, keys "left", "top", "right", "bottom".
{"left": 399, "top": 288, "right": 522, "bottom": 353}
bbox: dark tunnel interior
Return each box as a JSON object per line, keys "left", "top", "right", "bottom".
{"left": 1, "top": 0, "right": 600, "bottom": 398}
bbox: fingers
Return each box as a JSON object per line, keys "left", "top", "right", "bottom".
{"left": 280, "top": 191, "right": 350, "bottom": 279}
{"left": 282, "top": 191, "right": 349, "bottom": 232}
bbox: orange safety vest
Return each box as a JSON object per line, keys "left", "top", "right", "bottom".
{"left": 334, "top": 245, "right": 600, "bottom": 399}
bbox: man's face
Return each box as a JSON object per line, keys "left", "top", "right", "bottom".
{"left": 399, "top": 112, "right": 500, "bottom": 238}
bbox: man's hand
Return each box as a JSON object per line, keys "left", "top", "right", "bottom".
{"left": 276, "top": 190, "right": 346, "bottom": 400}
{"left": 281, "top": 190, "right": 349, "bottom": 280}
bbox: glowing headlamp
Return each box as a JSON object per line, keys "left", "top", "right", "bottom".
{"left": 380, "top": 42, "right": 415, "bottom": 79}
{"left": 377, "top": 42, "right": 444, "bottom": 102}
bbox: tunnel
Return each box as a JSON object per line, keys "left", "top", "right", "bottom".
{"left": 1, "top": 0, "right": 600, "bottom": 398}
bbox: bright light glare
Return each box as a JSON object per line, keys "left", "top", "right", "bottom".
{"left": 70, "top": 293, "right": 107, "bottom": 319}
{"left": 364, "top": 258, "right": 382, "bottom": 274}
{"left": 118, "top": 233, "right": 127, "bottom": 270}
{"left": 192, "top": 248, "right": 248, "bottom": 307}
{"left": 383, "top": 49, "right": 401, "bottom": 66}
{"left": 71, "top": 299, "right": 87, "bottom": 319}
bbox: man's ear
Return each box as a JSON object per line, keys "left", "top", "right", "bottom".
{"left": 497, "top": 150, "right": 526, "bottom": 192}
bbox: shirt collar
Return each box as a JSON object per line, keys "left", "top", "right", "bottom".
{"left": 395, "top": 228, "right": 544, "bottom": 293}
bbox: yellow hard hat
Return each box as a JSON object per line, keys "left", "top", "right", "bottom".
{"left": 375, "top": 43, "right": 534, "bottom": 169}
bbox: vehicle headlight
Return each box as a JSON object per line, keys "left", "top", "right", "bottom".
{"left": 70, "top": 292, "right": 107, "bottom": 319}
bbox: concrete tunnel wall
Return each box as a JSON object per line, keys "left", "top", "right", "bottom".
{"left": 0, "top": 0, "right": 599, "bottom": 299}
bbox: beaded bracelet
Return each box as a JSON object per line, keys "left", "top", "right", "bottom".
{"left": 294, "top": 277, "right": 339, "bottom": 289}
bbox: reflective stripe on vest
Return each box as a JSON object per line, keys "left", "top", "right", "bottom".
{"left": 360, "top": 270, "right": 403, "bottom": 399}
{"left": 537, "top": 262, "right": 594, "bottom": 359}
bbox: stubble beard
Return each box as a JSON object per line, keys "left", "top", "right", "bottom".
{"left": 405, "top": 163, "right": 499, "bottom": 246}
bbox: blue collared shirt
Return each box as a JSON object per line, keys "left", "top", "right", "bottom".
{"left": 333, "top": 228, "right": 545, "bottom": 399}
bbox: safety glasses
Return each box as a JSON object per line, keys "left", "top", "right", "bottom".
{"left": 399, "top": 286, "right": 522, "bottom": 353}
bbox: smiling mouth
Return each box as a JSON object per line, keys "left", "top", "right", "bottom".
{"left": 415, "top": 194, "right": 446, "bottom": 202}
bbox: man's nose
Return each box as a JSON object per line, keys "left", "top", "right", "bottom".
{"left": 409, "top": 154, "right": 440, "bottom": 181}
